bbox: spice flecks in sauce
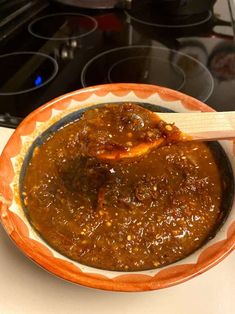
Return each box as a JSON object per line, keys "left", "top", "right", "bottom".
{"left": 23, "top": 103, "right": 223, "bottom": 271}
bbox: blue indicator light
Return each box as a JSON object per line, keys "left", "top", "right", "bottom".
{"left": 34, "top": 75, "right": 43, "bottom": 86}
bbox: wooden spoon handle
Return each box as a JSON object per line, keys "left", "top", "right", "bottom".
{"left": 158, "top": 111, "right": 235, "bottom": 141}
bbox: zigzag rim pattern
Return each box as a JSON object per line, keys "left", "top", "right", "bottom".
{"left": 0, "top": 83, "right": 234, "bottom": 292}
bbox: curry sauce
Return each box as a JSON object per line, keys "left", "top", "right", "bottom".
{"left": 23, "top": 103, "right": 224, "bottom": 271}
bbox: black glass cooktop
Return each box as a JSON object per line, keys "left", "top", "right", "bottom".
{"left": 0, "top": 0, "right": 235, "bottom": 127}
{"left": 81, "top": 45, "right": 214, "bottom": 101}
{"left": 28, "top": 12, "right": 98, "bottom": 40}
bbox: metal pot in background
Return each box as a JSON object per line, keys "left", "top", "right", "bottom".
{"left": 151, "top": 0, "right": 216, "bottom": 16}
{"left": 128, "top": 10, "right": 232, "bottom": 43}
{"left": 52, "top": 0, "right": 216, "bottom": 13}
{"left": 51, "top": 0, "right": 121, "bottom": 9}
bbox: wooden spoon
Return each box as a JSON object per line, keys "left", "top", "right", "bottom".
{"left": 157, "top": 111, "right": 235, "bottom": 141}
{"left": 99, "top": 111, "right": 235, "bottom": 160}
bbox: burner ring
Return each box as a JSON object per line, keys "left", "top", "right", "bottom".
{"left": 107, "top": 56, "right": 186, "bottom": 91}
{"left": 28, "top": 13, "right": 98, "bottom": 41}
{"left": 125, "top": 10, "right": 212, "bottom": 28}
{"left": 0, "top": 52, "right": 58, "bottom": 96}
{"left": 81, "top": 45, "right": 214, "bottom": 101}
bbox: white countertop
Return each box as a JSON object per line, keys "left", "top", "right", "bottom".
{"left": 0, "top": 127, "right": 234, "bottom": 314}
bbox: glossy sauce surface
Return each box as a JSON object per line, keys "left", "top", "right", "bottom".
{"left": 72, "top": 103, "right": 181, "bottom": 159}
{"left": 23, "top": 104, "right": 223, "bottom": 271}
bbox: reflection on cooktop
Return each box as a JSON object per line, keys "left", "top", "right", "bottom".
{"left": 0, "top": 0, "right": 234, "bottom": 128}
{"left": 0, "top": 52, "right": 58, "bottom": 95}
{"left": 28, "top": 13, "right": 98, "bottom": 40}
{"left": 81, "top": 45, "right": 214, "bottom": 101}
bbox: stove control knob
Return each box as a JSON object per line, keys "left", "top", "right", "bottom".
{"left": 70, "top": 39, "right": 78, "bottom": 48}
{"left": 61, "top": 47, "right": 69, "bottom": 59}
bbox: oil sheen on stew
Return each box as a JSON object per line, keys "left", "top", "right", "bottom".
{"left": 23, "top": 103, "right": 224, "bottom": 271}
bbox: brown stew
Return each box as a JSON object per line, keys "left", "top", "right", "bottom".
{"left": 23, "top": 103, "right": 224, "bottom": 271}
{"left": 72, "top": 102, "right": 182, "bottom": 159}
